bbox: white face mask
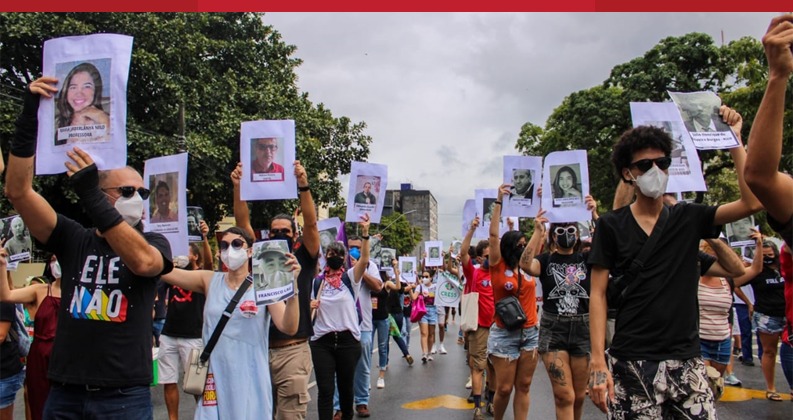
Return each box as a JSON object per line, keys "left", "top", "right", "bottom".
{"left": 631, "top": 165, "right": 669, "bottom": 200}
{"left": 221, "top": 247, "right": 249, "bottom": 271}
{"left": 50, "top": 261, "right": 62, "bottom": 279}
{"left": 115, "top": 193, "right": 144, "bottom": 226}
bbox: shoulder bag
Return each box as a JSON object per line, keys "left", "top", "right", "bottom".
{"left": 460, "top": 269, "right": 480, "bottom": 333}
{"left": 183, "top": 275, "right": 252, "bottom": 395}
{"left": 495, "top": 269, "right": 527, "bottom": 331}
{"left": 409, "top": 285, "right": 427, "bottom": 323}
{"left": 606, "top": 206, "right": 669, "bottom": 309}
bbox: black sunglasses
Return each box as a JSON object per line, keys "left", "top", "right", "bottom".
{"left": 219, "top": 238, "right": 245, "bottom": 251}
{"left": 270, "top": 228, "right": 292, "bottom": 236}
{"left": 629, "top": 157, "right": 672, "bottom": 173}
{"left": 421, "top": 275, "right": 431, "bottom": 278}
{"left": 554, "top": 226, "right": 577, "bottom": 235}
{"left": 103, "top": 186, "right": 151, "bottom": 200}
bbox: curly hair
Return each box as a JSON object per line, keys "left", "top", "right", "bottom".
{"left": 611, "top": 126, "right": 672, "bottom": 182}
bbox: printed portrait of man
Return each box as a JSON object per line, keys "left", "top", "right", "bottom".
{"left": 250, "top": 137, "right": 285, "bottom": 182}
{"left": 253, "top": 241, "right": 291, "bottom": 290}
{"left": 354, "top": 180, "right": 377, "bottom": 205}
{"left": 509, "top": 169, "right": 534, "bottom": 199}
{"left": 150, "top": 178, "right": 178, "bottom": 223}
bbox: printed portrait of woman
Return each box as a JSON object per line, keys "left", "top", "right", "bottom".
{"left": 54, "top": 61, "right": 111, "bottom": 145}
{"left": 551, "top": 165, "right": 582, "bottom": 207}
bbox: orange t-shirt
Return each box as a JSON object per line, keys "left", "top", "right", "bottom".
{"left": 490, "top": 259, "right": 538, "bottom": 329}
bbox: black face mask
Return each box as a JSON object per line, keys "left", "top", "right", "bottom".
{"left": 763, "top": 256, "right": 777, "bottom": 266}
{"left": 270, "top": 232, "right": 293, "bottom": 252}
{"left": 327, "top": 256, "right": 344, "bottom": 270}
{"left": 556, "top": 233, "right": 576, "bottom": 249}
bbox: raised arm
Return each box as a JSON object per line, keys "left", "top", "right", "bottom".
{"left": 5, "top": 78, "right": 60, "bottom": 245}
{"left": 0, "top": 244, "right": 43, "bottom": 305}
{"left": 199, "top": 220, "right": 214, "bottom": 270}
{"left": 488, "top": 185, "right": 509, "bottom": 267}
{"left": 295, "top": 161, "right": 320, "bottom": 258}
{"left": 713, "top": 106, "right": 763, "bottom": 225}
{"left": 745, "top": 14, "right": 793, "bottom": 224}
{"left": 231, "top": 162, "right": 255, "bottom": 240}
{"left": 612, "top": 181, "right": 635, "bottom": 210}
{"left": 703, "top": 238, "right": 745, "bottom": 279}
{"left": 161, "top": 268, "right": 213, "bottom": 295}
{"left": 352, "top": 215, "right": 371, "bottom": 283}
{"left": 732, "top": 232, "right": 764, "bottom": 288}
{"left": 461, "top": 216, "right": 479, "bottom": 268}
{"left": 519, "top": 209, "right": 547, "bottom": 276}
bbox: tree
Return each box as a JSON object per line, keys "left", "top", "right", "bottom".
{"left": 0, "top": 13, "right": 372, "bottom": 231}
{"left": 328, "top": 206, "right": 422, "bottom": 257}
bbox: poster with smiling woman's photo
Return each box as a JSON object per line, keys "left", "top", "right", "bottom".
{"left": 240, "top": 120, "right": 297, "bottom": 201}
{"left": 36, "top": 34, "right": 133, "bottom": 175}
{"left": 144, "top": 153, "right": 188, "bottom": 257}
{"left": 502, "top": 155, "right": 542, "bottom": 217}
{"left": 541, "top": 150, "right": 590, "bottom": 223}
{"left": 346, "top": 161, "right": 387, "bottom": 224}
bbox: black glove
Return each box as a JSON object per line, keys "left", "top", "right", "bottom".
{"left": 11, "top": 91, "right": 40, "bottom": 158}
{"left": 70, "top": 163, "right": 123, "bottom": 232}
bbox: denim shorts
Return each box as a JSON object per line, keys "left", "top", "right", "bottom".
{"left": 421, "top": 305, "right": 438, "bottom": 325}
{"left": 700, "top": 337, "right": 731, "bottom": 365}
{"left": 487, "top": 324, "right": 539, "bottom": 361}
{"left": 0, "top": 369, "right": 25, "bottom": 408}
{"left": 753, "top": 311, "right": 785, "bottom": 334}
{"left": 537, "top": 312, "right": 590, "bottom": 356}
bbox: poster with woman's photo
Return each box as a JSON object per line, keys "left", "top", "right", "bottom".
{"left": 346, "top": 161, "right": 387, "bottom": 224}
{"left": 399, "top": 256, "right": 417, "bottom": 284}
{"left": 725, "top": 215, "right": 755, "bottom": 248}
{"left": 144, "top": 153, "right": 188, "bottom": 257}
{"left": 0, "top": 215, "right": 33, "bottom": 262}
{"left": 37, "top": 34, "right": 133, "bottom": 175}
{"left": 239, "top": 120, "right": 297, "bottom": 201}
{"left": 668, "top": 91, "right": 739, "bottom": 150}
{"left": 424, "top": 241, "right": 443, "bottom": 267}
{"left": 502, "top": 155, "right": 542, "bottom": 217}
{"left": 630, "top": 102, "right": 707, "bottom": 193}
{"left": 186, "top": 207, "right": 205, "bottom": 242}
{"left": 252, "top": 240, "right": 295, "bottom": 305}
{"left": 541, "top": 150, "right": 590, "bottom": 223}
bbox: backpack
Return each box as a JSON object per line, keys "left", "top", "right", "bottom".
{"left": 7, "top": 304, "right": 31, "bottom": 357}
{"left": 312, "top": 272, "right": 362, "bottom": 324}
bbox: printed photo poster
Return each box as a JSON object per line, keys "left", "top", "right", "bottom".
{"left": 186, "top": 207, "right": 205, "bottom": 242}
{"left": 144, "top": 153, "right": 188, "bottom": 257}
{"left": 346, "top": 162, "right": 387, "bottom": 224}
{"left": 399, "top": 256, "right": 417, "bottom": 284}
{"left": 239, "top": 120, "right": 297, "bottom": 201}
{"left": 668, "top": 91, "right": 739, "bottom": 150}
{"left": 435, "top": 272, "right": 462, "bottom": 308}
{"left": 425, "top": 241, "right": 443, "bottom": 267}
{"left": 630, "top": 102, "right": 707, "bottom": 193}
{"left": 251, "top": 240, "right": 295, "bottom": 305}
{"left": 37, "top": 34, "right": 133, "bottom": 175}
{"left": 317, "top": 217, "right": 342, "bottom": 255}
{"left": 0, "top": 215, "right": 33, "bottom": 262}
{"left": 380, "top": 247, "right": 396, "bottom": 269}
{"left": 451, "top": 240, "right": 463, "bottom": 258}
{"left": 725, "top": 216, "right": 755, "bottom": 248}
{"left": 461, "top": 199, "right": 477, "bottom": 237}
{"left": 475, "top": 189, "right": 504, "bottom": 237}
{"left": 502, "top": 155, "right": 542, "bottom": 217}
{"left": 541, "top": 150, "right": 590, "bottom": 223}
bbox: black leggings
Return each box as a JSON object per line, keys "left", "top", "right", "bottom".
{"left": 310, "top": 331, "right": 362, "bottom": 420}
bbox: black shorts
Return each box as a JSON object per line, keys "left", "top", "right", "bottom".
{"left": 537, "top": 312, "right": 590, "bottom": 356}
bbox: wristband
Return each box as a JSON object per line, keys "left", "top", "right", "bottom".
{"left": 494, "top": 201, "right": 502, "bottom": 205}
{"left": 70, "top": 163, "right": 124, "bottom": 232}
{"left": 11, "top": 92, "right": 41, "bottom": 158}
{"left": 298, "top": 185, "right": 311, "bottom": 193}
{"left": 361, "top": 235, "right": 370, "bottom": 240}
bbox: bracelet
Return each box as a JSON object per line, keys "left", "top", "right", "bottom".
{"left": 361, "top": 235, "right": 370, "bottom": 240}
{"left": 494, "top": 201, "right": 502, "bottom": 205}
{"left": 298, "top": 185, "right": 311, "bottom": 192}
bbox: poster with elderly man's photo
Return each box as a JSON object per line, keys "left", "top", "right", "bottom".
{"left": 239, "top": 120, "right": 297, "bottom": 201}
{"left": 144, "top": 153, "right": 188, "bottom": 257}
{"left": 346, "top": 161, "right": 388, "bottom": 224}
{"left": 399, "top": 256, "right": 417, "bottom": 284}
{"left": 425, "top": 241, "right": 443, "bottom": 267}
{"left": 252, "top": 240, "right": 295, "bottom": 305}
{"left": 502, "top": 155, "right": 542, "bottom": 217}
{"left": 36, "top": 34, "right": 133, "bottom": 175}
{"left": 0, "top": 215, "right": 33, "bottom": 263}
{"left": 668, "top": 91, "right": 739, "bottom": 150}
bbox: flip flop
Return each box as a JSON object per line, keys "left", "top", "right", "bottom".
{"left": 765, "top": 391, "right": 782, "bottom": 402}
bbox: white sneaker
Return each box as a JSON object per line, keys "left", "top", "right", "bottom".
{"left": 439, "top": 344, "right": 448, "bottom": 354}
{"left": 465, "top": 376, "right": 472, "bottom": 389}
{"left": 431, "top": 344, "right": 437, "bottom": 354}
{"left": 428, "top": 354, "right": 434, "bottom": 361}
{"left": 377, "top": 377, "right": 385, "bottom": 389}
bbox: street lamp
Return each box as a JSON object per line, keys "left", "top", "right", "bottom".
{"left": 377, "top": 209, "right": 417, "bottom": 234}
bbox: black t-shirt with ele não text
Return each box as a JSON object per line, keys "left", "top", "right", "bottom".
{"left": 536, "top": 252, "right": 591, "bottom": 316}
{"left": 44, "top": 215, "right": 173, "bottom": 387}
{"left": 588, "top": 202, "right": 720, "bottom": 361}
{"left": 750, "top": 267, "right": 786, "bottom": 317}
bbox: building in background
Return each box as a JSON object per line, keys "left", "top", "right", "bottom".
{"left": 384, "top": 183, "right": 438, "bottom": 258}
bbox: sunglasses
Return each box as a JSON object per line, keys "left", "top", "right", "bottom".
{"left": 219, "top": 238, "right": 245, "bottom": 251}
{"left": 103, "top": 186, "right": 151, "bottom": 200}
{"left": 270, "top": 228, "right": 292, "bottom": 236}
{"left": 554, "top": 226, "right": 577, "bottom": 235}
{"left": 629, "top": 157, "right": 672, "bottom": 173}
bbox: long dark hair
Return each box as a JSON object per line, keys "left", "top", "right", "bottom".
{"left": 500, "top": 231, "right": 525, "bottom": 270}
{"left": 56, "top": 62, "right": 105, "bottom": 129}
{"left": 552, "top": 166, "right": 578, "bottom": 198}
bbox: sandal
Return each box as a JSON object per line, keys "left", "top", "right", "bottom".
{"left": 765, "top": 391, "right": 782, "bottom": 401}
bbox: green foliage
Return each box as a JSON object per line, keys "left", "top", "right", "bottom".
{"left": 516, "top": 32, "right": 792, "bottom": 211}
{"left": 372, "top": 212, "right": 423, "bottom": 256}
{"left": 0, "top": 13, "right": 372, "bottom": 229}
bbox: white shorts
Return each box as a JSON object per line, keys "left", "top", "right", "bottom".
{"left": 158, "top": 335, "right": 204, "bottom": 384}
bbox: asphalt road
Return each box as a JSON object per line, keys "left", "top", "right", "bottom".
{"left": 13, "top": 322, "right": 792, "bottom": 419}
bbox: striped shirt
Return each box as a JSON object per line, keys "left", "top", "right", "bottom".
{"left": 698, "top": 278, "right": 733, "bottom": 341}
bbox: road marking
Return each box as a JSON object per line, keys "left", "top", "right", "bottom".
{"left": 721, "top": 386, "right": 792, "bottom": 402}
{"left": 402, "top": 394, "right": 473, "bottom": 410}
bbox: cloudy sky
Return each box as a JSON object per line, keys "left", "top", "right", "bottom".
{"left": 263, "top": 12, "right": 775, "bottom": 243}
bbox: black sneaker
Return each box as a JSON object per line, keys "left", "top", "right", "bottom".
{"left": 741, "top": 359, "right": 755, "bottom": 366}
{"left": 467, "top": 391, "right": 474, "bottom": 403}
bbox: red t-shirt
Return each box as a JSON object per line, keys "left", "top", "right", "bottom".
{"left": 490, "top": 259, "right": 537, "bottom": 329}
{"left": 463, "top": 259, "right": 494, "bottom": 328}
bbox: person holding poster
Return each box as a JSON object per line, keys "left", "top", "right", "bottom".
{"left": 54, "top": 62, "right": 110, "bottom": 145}
{"left": 588, "top": 117, "right": 761, "bottom": 417}
{"left": 6, "top": 76, "right": 174, "bottom": 419}
{"left": 232, "top": 160, "right": 321, "bottom": 419}
{"left": 161, "top": 227, "right": 300, "bottom": 418}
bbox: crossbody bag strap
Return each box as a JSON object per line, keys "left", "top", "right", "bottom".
{"left": 200, "top": 275, "right": 253, "bottom": 363}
